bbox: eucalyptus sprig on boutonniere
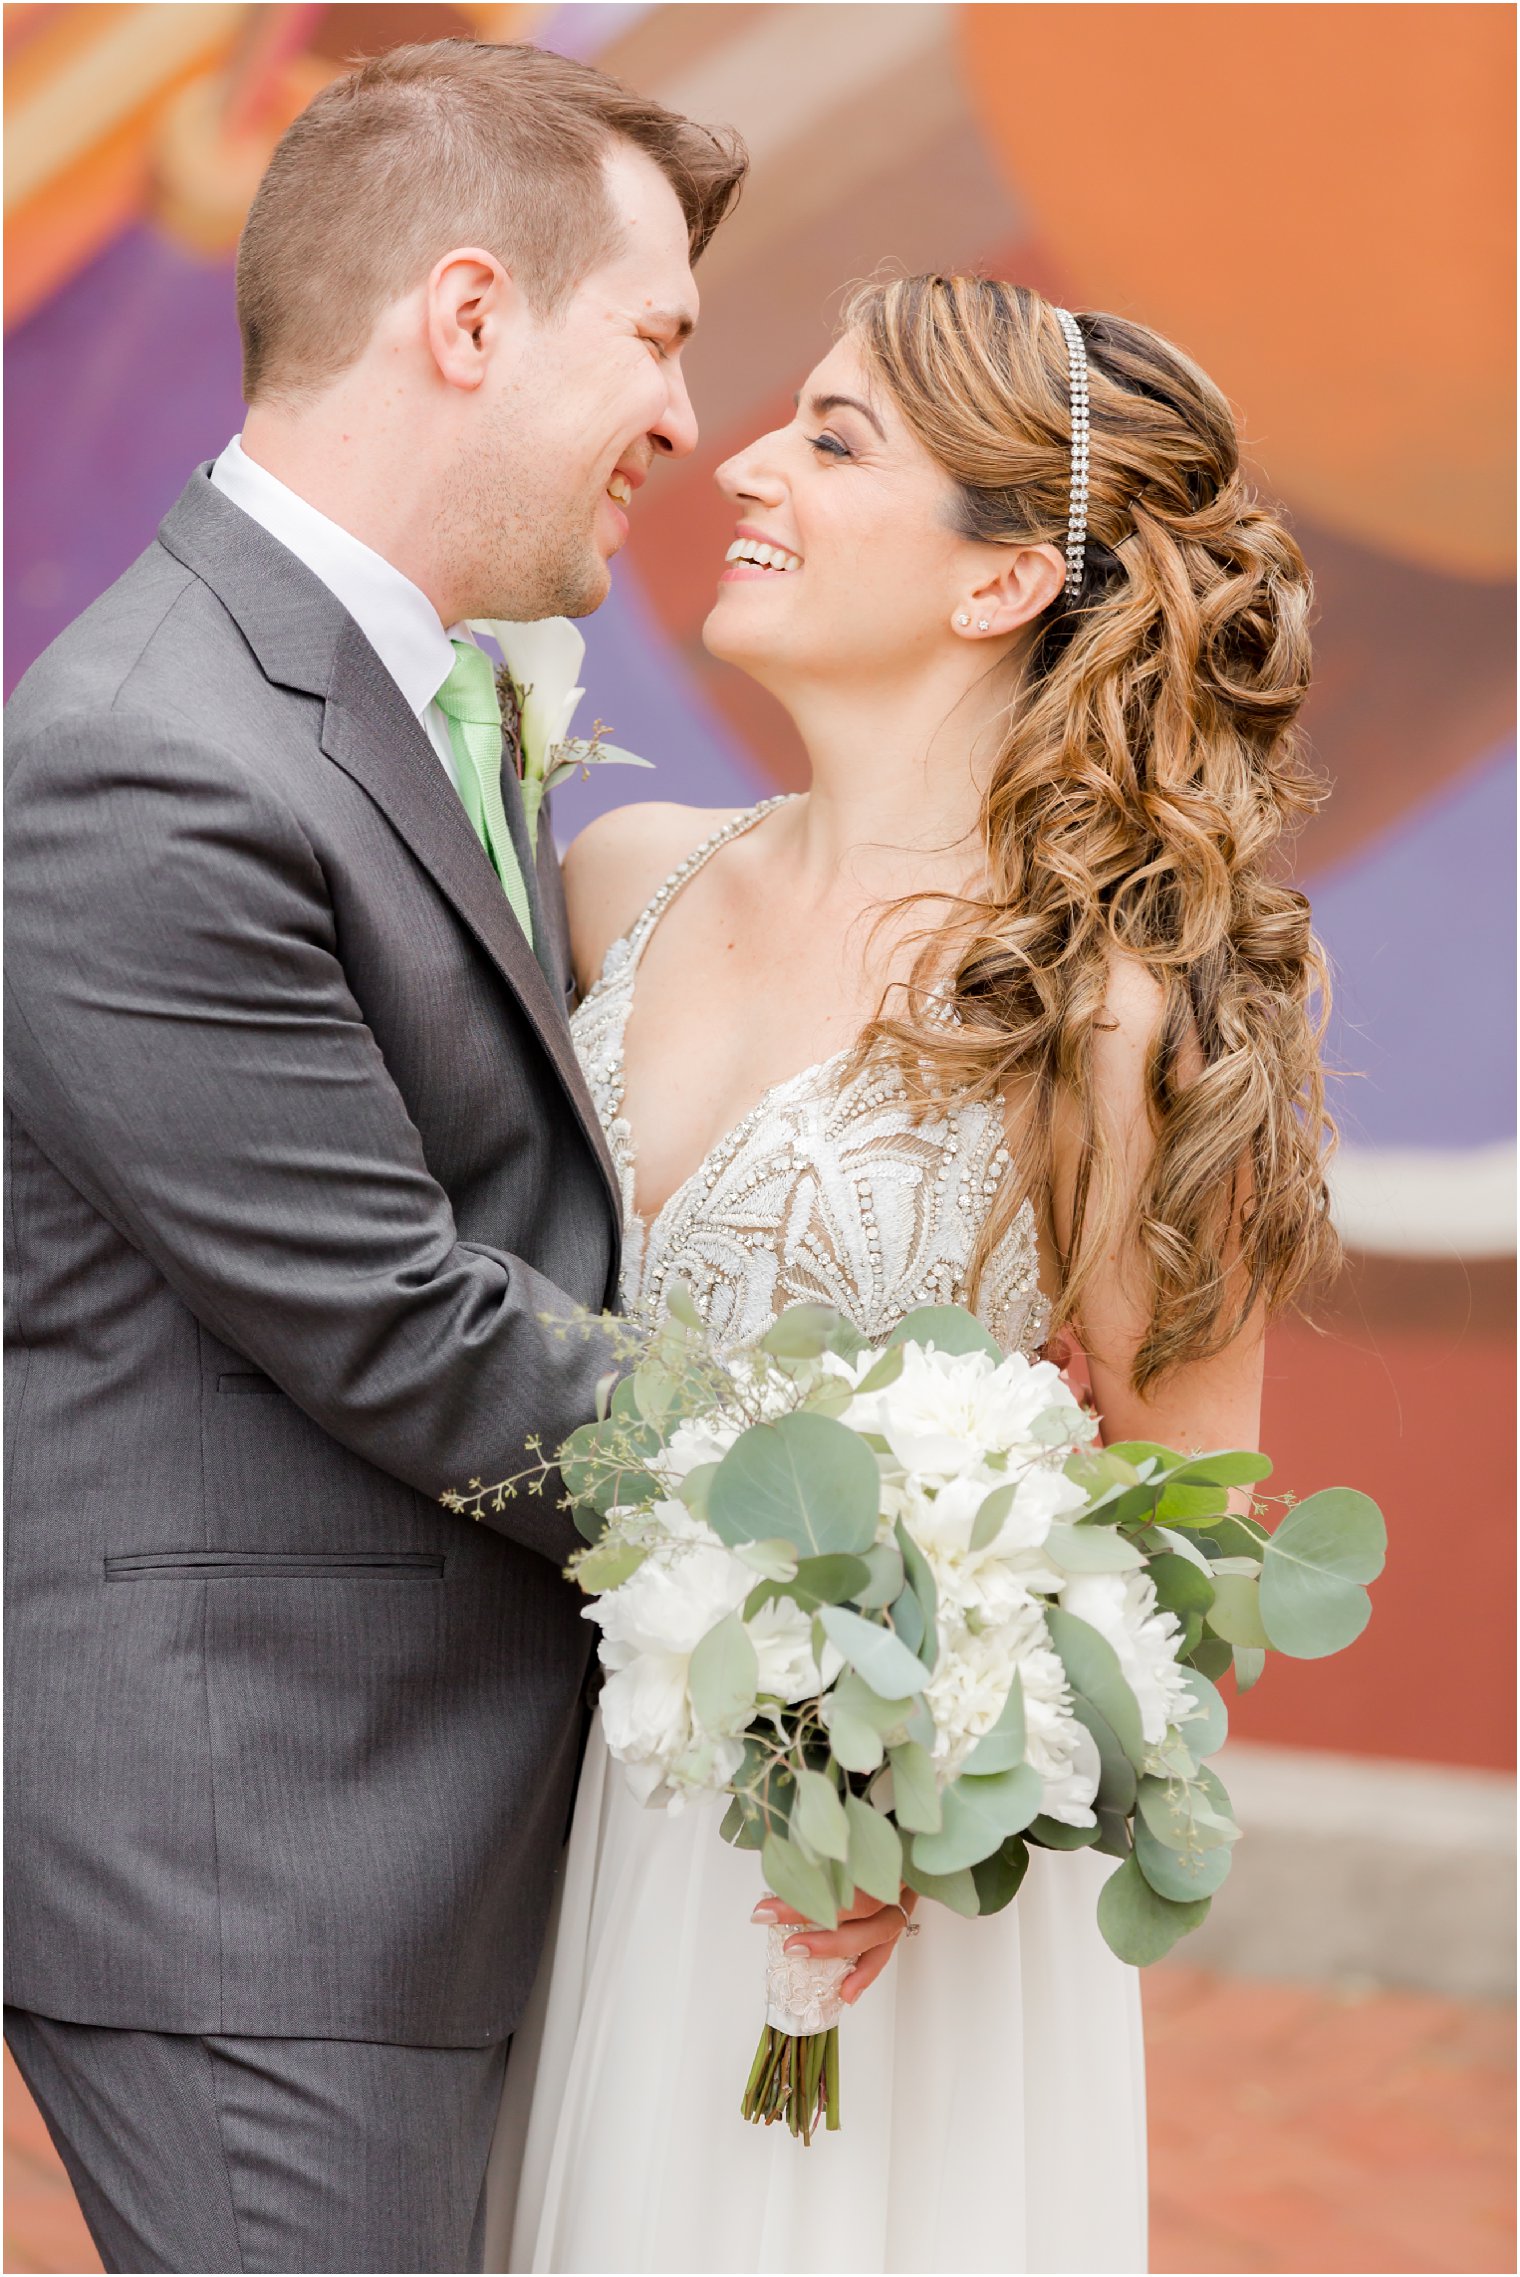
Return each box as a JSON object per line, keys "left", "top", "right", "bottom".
{"left": 470, "top": 616, "right": 653, "bottom": 850}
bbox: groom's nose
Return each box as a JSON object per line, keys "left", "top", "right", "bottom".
{"left": 651, "top": 362, "right": 699, "bottom": 460}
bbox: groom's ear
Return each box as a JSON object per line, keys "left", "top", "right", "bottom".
{"left": 425, "top": 248, "right": 518, "bottom": 393}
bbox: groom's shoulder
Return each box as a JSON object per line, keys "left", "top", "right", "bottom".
{"left": 5, "top": 537, "right": 235, "bottom": 779}
{"left": 563, "top": 802, "right": 747, "bottom": 985}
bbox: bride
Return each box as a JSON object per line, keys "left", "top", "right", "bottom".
{"left": 488, "top": 274, "right": 1335, "bottom": 2273}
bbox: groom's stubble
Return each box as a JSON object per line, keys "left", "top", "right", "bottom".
{"left": 441, "top": 388, "right": 613, "bottom": 626}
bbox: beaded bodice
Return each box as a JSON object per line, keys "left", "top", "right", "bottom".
{"left": 570, "top": 800, "right": 1050, "bottom": 1359}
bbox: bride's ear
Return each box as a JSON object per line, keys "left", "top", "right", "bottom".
{"left": 953, "top": 543, "right": 1066, "bottom": 640}
{"left": 425, "top": 248, "right": 516, "bottom": 393}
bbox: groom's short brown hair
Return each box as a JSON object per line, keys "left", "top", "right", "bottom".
{"left": 236, "top": 40, "right": 746, "bottom": 402}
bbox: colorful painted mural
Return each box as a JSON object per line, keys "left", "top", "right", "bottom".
{"left": 6, "top": 2, "right": 1514, "bottom": 1767}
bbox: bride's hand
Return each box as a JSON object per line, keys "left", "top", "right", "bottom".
{"left": 750, "top": 1886, "right": 919, "bottom": 2004}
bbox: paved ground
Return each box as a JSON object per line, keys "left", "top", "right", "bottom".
{"left": 5, "top": 1966, "right": 1515, "bottom": 2273}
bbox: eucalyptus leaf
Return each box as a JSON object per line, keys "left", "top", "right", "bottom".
{"left": 709, "top": 1412, "right": 880, "bottom": 1555}
{"left": 1133, "top": 1813, "right": 1234, "bottom": 1902}
{"left": 887, "top": 1740, "right": 942, "bottom": 1833}
{"left": 1146, "top": 1524, "right": 1216, "bottom": 1573}
{"left": 1168, "top": 1450, "right": 1274, "bottom": 1488}
{"left": 853, "top": 1344, "right": 907, "bottom": 1396}
{"left": 786, "top": 1552, "right": 874, "bottom": 1608}
{"left": 894, "top": 1520, "right": 940, "bottom": 1670}
{"left": 844, "top": 1793, "right": 904, "bottom": 1906}
{"left": 828, "top": 1705, "right": 886, "bottom": 1774}
{"left": 1070, "top": 1696, "right": 1138, "bottom": 1812}
{"left": 1193, "top": 1515, "right": 1269, "bottom": 1562}
{"left": 1258, "top": 1488, "right": 1386, "bottom": 1659}
{"left": 830, "top": 1669, "right": 917, "bottom": 1737}
{"left": 793, "top": 1766, "right": 851, "bottom": 1863}
{"left": 720, "top": 1795, "right": 746, "bottom": 1846}
{"left": 904, "top": 1697, "right": 937, "bottom": 1752}
{"left": 1149, "top": 1552, "right": 1217, "bottom": 1621}
{"left": 1096, "top": 1853, "right": 1212, "bottom": 1965}
{"left": 911, "top": 1765, "right": 1041, "bottom": 1875}
{"left": 572, "top": 1498, "right": 606, "bottom": 1546}
{"left": 1045, "top": 1607, "right": 1148, "bottom": 1768}
{"left": 970, "top": 1482, "right": 1016, "bottom": 1552}
{"left": 1232, "top": 1645, "right": 1266, "bottom": 1694}
{"left": 970, "top": 1835, "right": 1031, "bottom": 1916}
{"left": 1093, "top": 1806, "right": 1133, "bottom": 1858}
{"left": 688, "top": 1613, "right": 758, "bottom": 1735}
{"left": 571, "top": 1535, "right": 650, "bottom": 1593}
{"left": 664, "top": 1280, "right": 703, "bottom": 1329}
{"left": 1028, "top": 1813, "right": 1102, "bottom": 1850}
{"left": 888, "top": 1581, "right": 927, "bottom": 1658}
{"left": 762, "top": 1304, "right": 859, "bottom": 1359}
{"left": 1045, "top": 1520, "right": 1146, "bottom": 1574}
{"left": 886, "top": 1305, "right": 1004, "bottom": 1361}
{"left": 900, "top": 1856, "right": 980, "bottom": 1916}
{"left": 1099, "top": 1441, "right": 1180, "bottom": 1475}
{"left": 677, "top": 1460, "right": 718, "bottom": 1521}
{"left": 1154, "top": 1481, "right": 1229, "bottom": 1525}
{"left": 762, "top": 1831, "right": 838, "bottom": 1931}
{"left": 856, "top": 1541, "right": 905, "bottom": 1608}
{"left": 961, "top": 1670, "right": 1027, "bottom": 1775}
{"left": 1205, "top": 1571, "right": 1270, "bottom": 1649}
{"left": 1187, "top": 1635, "right": 1233, "bottom": 1681}
{"left": 1135, "top": 1774, "right": 1240, "bottom": 1853}
{"left": 732, "top": 1741, "right": 795, "bottom": 1844}
{"left": 736, "top": 1537, "right": 800, "bottom": 1582}
{"left": 1173, "top": 1667, "right": 1229, "bottom": 1759}
{"left": 821, "top": 1606, "right": 930, "bottom": 1700}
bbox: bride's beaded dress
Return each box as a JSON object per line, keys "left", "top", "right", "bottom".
{"left": 487, "top": 804, "right": 1147, "bottom": 2275}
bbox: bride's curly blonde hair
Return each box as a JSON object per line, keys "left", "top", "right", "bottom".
{"left": 843, "top": 274, "right": 1339, "bottom": 1390}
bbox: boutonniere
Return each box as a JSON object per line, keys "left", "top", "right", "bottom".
{"left": 469, "top": 616, "right": 652, "bottom": 850}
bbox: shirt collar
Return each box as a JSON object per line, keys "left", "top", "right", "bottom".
{"left": 209, "top": 435, "right": 471, "bottom": 718}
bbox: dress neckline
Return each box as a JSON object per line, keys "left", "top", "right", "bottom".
{"left": 587, "top": 796, "right": 861, "bottom": 1238}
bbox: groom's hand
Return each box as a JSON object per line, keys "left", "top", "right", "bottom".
{"left": 750, "top": 1886, "right": 919, "bottom": 2004}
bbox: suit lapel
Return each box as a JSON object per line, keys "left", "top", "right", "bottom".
{"left": 158, "top": 469, "right": 622, "bottom": 1229}
{"left": 320, "top": 619, "right": 621, "bottom": 1214}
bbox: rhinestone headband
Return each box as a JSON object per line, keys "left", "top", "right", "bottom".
{"left": 1054, "top": 307, "right": 1089, "bottom": 600}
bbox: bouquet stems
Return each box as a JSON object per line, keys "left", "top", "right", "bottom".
{"left": 740, "top": 2023, "right": 840, "bottom": 2141}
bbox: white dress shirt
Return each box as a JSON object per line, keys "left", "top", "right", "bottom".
{"left": 210, "top": 434, "right": 471, "bottom": 792}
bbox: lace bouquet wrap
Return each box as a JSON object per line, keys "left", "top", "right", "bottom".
{"left": 458, "top": 1296, "right": 1384, "bottom": 2143}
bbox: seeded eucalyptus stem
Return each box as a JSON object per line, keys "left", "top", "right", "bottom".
{"left": 739, "top": 2024, "right": 839, "bottom": 2142}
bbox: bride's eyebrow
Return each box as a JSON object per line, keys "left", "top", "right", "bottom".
{"left": 794, "top": 390, "right": 886, "bottom": 442}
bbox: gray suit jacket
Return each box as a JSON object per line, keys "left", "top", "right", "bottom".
{"left": 4, "top": 469, "right": 623, "bottom": 2046}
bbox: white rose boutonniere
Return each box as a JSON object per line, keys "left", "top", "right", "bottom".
{"left": 470, "top": 616, "right": 653, "bottom": 849}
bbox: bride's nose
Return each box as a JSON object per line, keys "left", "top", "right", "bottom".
{"left": 715, "top": 437, "right": 787, "bottom": 508}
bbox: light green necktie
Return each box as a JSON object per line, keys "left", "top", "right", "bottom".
{"left": 434, "top": 640, "right": 535, "bottom": 948}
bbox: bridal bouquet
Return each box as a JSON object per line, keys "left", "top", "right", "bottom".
{"left": 449, "top": 1297, "right": 1384, "bottom": 2143}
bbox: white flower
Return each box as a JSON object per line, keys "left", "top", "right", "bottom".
{"left": 1031, "top": 1714, "right": 1102, "bottom": 1827}
{"left": 657, "top": 1412, "right": 745, "bottom": 1485}
{"left": 468, "top": 614, "right": 651, "bottom": 845}
{"left": 588, "top": 1530, "right": 749, "bottom": 1663}
{"left": 848, "top": 1344, "right": 1087, "bottom": 1483}
{"left": 747, "top": 1595, "right": 842, "bottom": 1702}
{"left": 888, "top": 1464, "right": 1080, "bottom": 1626}
{"left": 587, "top": 1520, "right": 753, "bottom": 1808}
{"left": 924, "top": 1618, "right": 1030, "bottom": 1778}
{"left": 924, "top": 1599, "right": 1097, "bottom": 1824}
{"left": 1058, "top": 1571, "right": 1194, "bottom": 1747}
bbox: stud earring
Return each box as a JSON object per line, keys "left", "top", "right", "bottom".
{"left": 977, "top": 618, "right": 990, "bottom": 631}
{"left": 955, "top": 611, "right": 971, "bottom": 628}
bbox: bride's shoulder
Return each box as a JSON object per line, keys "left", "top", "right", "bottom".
{"left": 563, "top": 801, "right": 750, "bottom": 993}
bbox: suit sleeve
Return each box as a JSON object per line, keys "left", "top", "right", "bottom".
{"left": 3, "top": 704, "right": 618, "bottom": 1561}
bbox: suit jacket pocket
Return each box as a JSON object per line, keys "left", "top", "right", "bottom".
{"left": 105, "top": 1550, "right": 446, "bottom": 1580}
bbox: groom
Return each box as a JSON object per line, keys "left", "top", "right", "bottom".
{"left": 4, "top": 41, "right": 743, "bottom": 2274}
